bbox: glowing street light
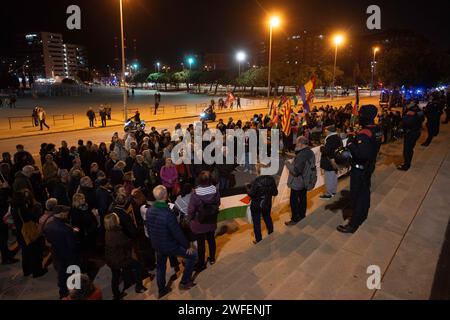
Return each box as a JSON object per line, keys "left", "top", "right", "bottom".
{"left": 236, "top": 51, "right": 246, "bottom": 77}
{"left": 188, "top": 57, "right": 194, "bottom": 70}
{"left": 270, "top": 16, "right": 280, "bottom": 28}
{"left": 156, "top": 62, "right": 160, "bottom": 73}
{"left": 331, "top": 34, "right": 345, "bottom": 100}
{"left": 370, "top": 47, "right": 380, "bottom": 96}
{"left": 267, "top": 15, "right": 281, "bottom": 103}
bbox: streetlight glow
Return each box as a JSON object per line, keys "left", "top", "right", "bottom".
{"left": 236, "top": 51, "right": 246, "bottom": 62}
{"left": 334, "top": 34, "right": 344, "bottom": 46}
{"left": 270, "top": 16, "right": 280, "bottom": 27}
{"left": 331, "top": 34, "right": 345, "bottom": 100}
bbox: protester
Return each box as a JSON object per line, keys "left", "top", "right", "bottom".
{"left": 42, "top": 205, "right": 79, "bottom": 299}
{"left": 10, "top": 188, "right": 48, "bottom": 282}
{"left": 146, "top": 185, "right": 197, "bottom": 298}
{"left": 64, "top": 273, "right": 103, "bottom": 300}
{"left": 104, "top": 212, "right": 147, "bottom": 300}
{"left": 319, "top": 125, "right": 342, "bottom": 199}
{"left": 187, "top": 171, "right": 220, "bottom": 272}
{"left": 285, "top": 136, "right": 315, "bottom": 226}
{"left": 246, "top": 175, "right": 278, "bottom": 243}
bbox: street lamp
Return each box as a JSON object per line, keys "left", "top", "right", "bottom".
{"left": 118, "top": 0, "right": 128, "bottom": 122}
{"left": 156, "top": 62, "right": 160, "bottom": 73}
{"left": 267, "top": 16, "right": 280, "bottom": 103}
{"left": 331, "top": 34, "right": 344, "bottom": 100}
{"left": 370, "top": 47, "right": 379, "bottom": 96}
{"left": 236, "top": 51, "right": 246, "bottom": 77}
{"left": 188, "top": 57, "right": 194, "bottom": 70}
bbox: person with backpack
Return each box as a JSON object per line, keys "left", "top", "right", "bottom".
{"left": 285, "top": 136, "right": 316, "bottom": 226}
{"left": 246, "top": 175, "right": 278, "bottom": 243}
{"left": 187, "top": 171, "right": 220, "bottom": 272}
{"left": 319, "top": 125, "right": 343, "bottom": 200}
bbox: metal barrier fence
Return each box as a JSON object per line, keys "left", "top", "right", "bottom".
{"left": 174, "top": 104, "right": 187, "bottom": 112}
{"left": 195, "top": 103, "right": 207, "bottom": 111}
{"left": 52, "top": 114, "right": 75, "bottom": 126}
{"left": 8, "top": 116, "right": 34, "bottom": 129}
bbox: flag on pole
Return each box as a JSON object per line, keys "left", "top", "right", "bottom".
{"left": 352, "top": 86, "right": 359, "bottom": 115}
{"left": 226, "top": 92, "right": 235, "bottom": 107}
{"left": 268, "top": 99, "right": 275, "bottom": 119}
{"left": 298, "top": 77, "right": 316, "bottom": 114}
{"left": 281, "top": 98, "right": 292, "bottom": 136}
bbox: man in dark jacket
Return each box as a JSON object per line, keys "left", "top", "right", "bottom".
{"left": 285, "top": 136, "right": 315, "bottom": 225}
{"left": 319, "top": 125, "right": 343, "bottom": 200}
{"left": 86, "top": 107, "right": 96, "bottom": 127}
{"left": 132, "top": 155, "right": 148, "bottom": 190}
{"left": 42, "top": 205, "right": 80, "bottom": 299}
{"left": 13, "top": 165, "right": 34, "bottom": 193}
{"left": 398, "top": 103, "right": 424, "bottom": 171}
{"left": 421, "top": 98, "right": 441, "bottom": 146}
{"left": 146, "top": 185, "right": 197, "bottom": 298}
{"left": 13, "top": 144, "right": 35, "bottom": 174}
{"left": 246, "top": 175, "right": 278, "bottom": 243}
{"left": 96, "top": 178, "right": 113, "bottom": 226}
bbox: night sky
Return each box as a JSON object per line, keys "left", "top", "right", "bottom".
{"left": 1, "top": 0, "right": 449, "bottom": 69}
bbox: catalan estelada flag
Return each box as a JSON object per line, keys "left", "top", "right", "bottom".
{"left": 299, "top": 77, "right": 316, "bottom": 114}
{"left": 281, "top": 98, "right": 292, "bottom": 136}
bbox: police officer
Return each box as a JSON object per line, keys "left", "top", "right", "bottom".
{"left": 397, "top": 103, "right": 424, "bottom": 171}
{"left": 443, "top": 90, "right": 450, "bottom": 124}
{"left": 337, "top": 105, "right": 379, "bottom": 234}
{"left": 421, "top": 96, "right": 441, "bottom": 146}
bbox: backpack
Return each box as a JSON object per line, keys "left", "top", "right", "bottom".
{"left": 302, "top": 154, "right": 317, "bottom": 191}
{"left": 197, "top": 202, "right": 219, "bottom": 224}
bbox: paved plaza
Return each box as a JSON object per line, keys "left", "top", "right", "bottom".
{"left": 1, "top": 112, "right": 449, "bottom": 300}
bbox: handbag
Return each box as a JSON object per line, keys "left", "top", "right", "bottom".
{"left": 2, "top": 205, "right": 15, "bottom": 230}
{"left": 18, "top": 208, "right": 41, "bottom": 246}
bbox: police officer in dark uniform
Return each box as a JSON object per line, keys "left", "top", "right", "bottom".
{"left": 443, "top": 90, "right": 450, "bottom": 124}
{"left": 337, "top": 105, "right": 379, "bottom": 234}
{"left": 397, "top": 102, "right": 424, "bottom": 171}
{"left": 421, "top": 96, "right": 441, "bottom": 146}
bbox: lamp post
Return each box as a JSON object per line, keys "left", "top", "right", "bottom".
{"left": 236, "top": 51, "right": 246, "bottom": 77}
{"left": 267, "top": 16, "right": 280, "bottom": 104}
{"left": 119, "top": 0, "right": 127, "bottom": 122}
{"left": 370, "top": 47, "right": 379, "bottom": 97}
{"left": 331, "top": 34, "right": 344, "bottom": 100}
{"left": 188, "top": 57, "right": 194, "bottom": 70}
{"left": 156, "top": 62, "right": 160, "bottom": 73}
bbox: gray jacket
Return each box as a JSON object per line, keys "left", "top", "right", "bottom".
{"left": 286, "top": 147, "right": 315, "bottom": 191}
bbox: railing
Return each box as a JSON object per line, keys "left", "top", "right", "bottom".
{"left": 195, "top": 103, "right": 207, "bottom": 111}
{"left": 174, "top": 104, "right": 187, "bottom": 112}
{"left": 8, "top": 116, "right": 34, "bottom": 130}
{"left": 52, "top": 114, "right": 75, "bottom": 126}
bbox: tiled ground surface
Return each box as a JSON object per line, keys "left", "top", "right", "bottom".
{"left": 1, "top": 121, "right": 449, "bottom": 300}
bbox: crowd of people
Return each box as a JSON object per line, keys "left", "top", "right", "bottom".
{"left": 0, "top": 87, "right": 449, "bottom": 300}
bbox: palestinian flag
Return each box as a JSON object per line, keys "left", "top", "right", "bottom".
{"left": 217, "top": 194, "right": 250, "bottom": 222}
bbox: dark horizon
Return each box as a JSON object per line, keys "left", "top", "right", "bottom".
{"left": 1, "top": 0, "right": 449, "bottom": 70}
